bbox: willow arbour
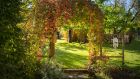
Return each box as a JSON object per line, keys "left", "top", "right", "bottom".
{"left": 34, "top": 0, "right": 104, "bottom": 67}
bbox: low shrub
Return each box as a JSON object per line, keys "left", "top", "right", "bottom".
{"left": 37, "top": 61, "right": 64, "bottom": 79}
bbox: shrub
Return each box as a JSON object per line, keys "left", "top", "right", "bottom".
{"left": 90, "top": 61, "right": 112, "bottom": 79}
{"left": 40, "top": 61, "right": 64, "bottom": 79}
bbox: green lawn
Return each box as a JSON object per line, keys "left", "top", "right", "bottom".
{"left": 103, "top": 39, "right": 140, "bottom": 67}
{"left": 55, "top": 39, "right": 89, "bottom": 68}
{"left": 46, "top": 39, "right": 140, "bottom": 69}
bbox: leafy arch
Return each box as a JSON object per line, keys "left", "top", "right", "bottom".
{"left": 32, "top": 0, "right": 104, "bottom": 66}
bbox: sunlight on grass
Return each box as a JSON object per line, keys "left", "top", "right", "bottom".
{"left": 45, "top": 39, "right": 140, "bottom": 68}
{"left": 103, "top": 39, "right": 140, "bottom": 67}
{"left": 55, "top": 39, "right": 89, "bottom": 68}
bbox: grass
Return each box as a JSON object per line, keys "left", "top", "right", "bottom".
{"left": 43, "top": 39, "right": 140, "bottom": 69}
{"left": 103, "top": 39, "right": 140, "bottom": 68}
{"left": 55, "top": 39, "right": 89, "bottom": 68}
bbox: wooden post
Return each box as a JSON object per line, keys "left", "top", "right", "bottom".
{"left": 122, "top": 32, "right": 125, "bottom": 65}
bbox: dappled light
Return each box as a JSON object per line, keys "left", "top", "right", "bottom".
{"left": 0, "top": 0, "right": 140, "bottom": 79}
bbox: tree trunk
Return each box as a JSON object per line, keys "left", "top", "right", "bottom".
{"left": 68, "top": 29, "right": 72, "bottom": 43}
{"left": 113, "top": 27, "right": 117, "bottom": 34}
{"left": 99, "top": 44, "right": 102, "bottom": 56}
{"left": 48, "top": 32, "right": 56, "bottom": 60}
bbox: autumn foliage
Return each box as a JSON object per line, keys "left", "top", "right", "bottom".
{"left": 34, "top": 0, "right": 104, "bottom": 64}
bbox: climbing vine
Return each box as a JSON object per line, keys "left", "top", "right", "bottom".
{"left": 31, "top": 0, "right": 104, "bottom": 65}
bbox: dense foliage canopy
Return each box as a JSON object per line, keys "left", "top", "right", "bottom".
{"left": 0, "top": 0, "right": 38, "bottom": 79}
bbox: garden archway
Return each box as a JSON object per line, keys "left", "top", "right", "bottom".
{"left": 34, "top": 0, "right": 104, "bottom": 67}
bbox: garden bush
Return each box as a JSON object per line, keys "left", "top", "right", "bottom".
{"left": 40, "top": 61, "right": 64, "bottom": 79}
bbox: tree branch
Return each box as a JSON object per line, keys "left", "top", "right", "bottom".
{"left": 131, "top": 10, "right": 139, "bottom": 22}
{"left": 127, "top": 0, "right": 136, "bottom": 13}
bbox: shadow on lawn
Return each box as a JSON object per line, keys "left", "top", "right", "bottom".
{"left": 56, "top": 42, "right": 87, "bottom": 50}
{"left": 55, "top": 48, "right": 88, "bottom": 68}
{"left": 124, "top": 40, "right": 140, "bottom": 54}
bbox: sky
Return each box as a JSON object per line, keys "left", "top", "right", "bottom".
{"left": 104, "top": 0, "right": 134, "bottom": 10}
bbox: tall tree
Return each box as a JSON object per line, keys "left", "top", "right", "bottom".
{"left": 102, "top": 0, "right": 138, "bottom": 34}
{"left": 0, "top": 0, "right": 38, "bottom": 79}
